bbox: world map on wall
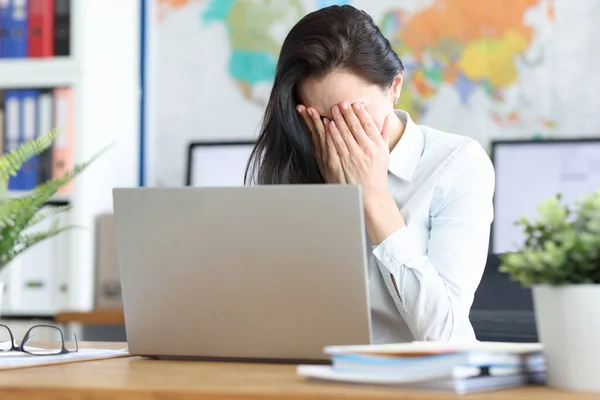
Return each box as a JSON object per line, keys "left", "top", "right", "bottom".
{"left": 154, "top": 0, "right": 600, "bottom": 186}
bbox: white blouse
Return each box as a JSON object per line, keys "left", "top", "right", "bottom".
{"left": 368, "top": 109, "right": 495, "bottom": 343}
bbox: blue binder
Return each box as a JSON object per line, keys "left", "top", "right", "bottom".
{"left": 3, "top": 89, "right": 40, "bottom": 191}
{"left": 0, "top": 1, "right": 10, "bottom": 57}
{"left": 19, "top": 89, "right": 40, "bottom": 190}
{"left": 0, "top": 0, "right": 29, "bottom": 58}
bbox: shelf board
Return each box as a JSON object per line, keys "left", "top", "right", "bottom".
{"left": 55, "top": 309, "right": 125, "bottom": 325}
{"left": 6, "top": 190, "right": 70, "bottom": 204}
{"left": 0, "top": 58, "right": 81, "bottom": 88}
{"left": 0, "top": 311, "right": 55, "bottom": 319}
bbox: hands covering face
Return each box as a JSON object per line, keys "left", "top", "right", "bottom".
{"left": 297, "top": 101, "right": 392, "bottom": 199}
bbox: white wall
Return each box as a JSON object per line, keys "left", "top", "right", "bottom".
{"left": 69, "top": 0, "right": 141, "bottom": 310}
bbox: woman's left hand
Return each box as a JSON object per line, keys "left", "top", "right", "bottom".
{"left": 327, "top": 101, "right": 405, "bottom": 245}
{"left": 327, "top": 102, "right": 391, "bottom": 201}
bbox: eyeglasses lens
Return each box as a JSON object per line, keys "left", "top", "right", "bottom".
{"left": 22, "top": 326, "right": 65, "bottom": 355}
{"left": 0, "top": 325, "right": 13, "bottom": 352}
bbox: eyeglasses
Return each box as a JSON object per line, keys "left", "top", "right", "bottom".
{"left": 0, "top": 324, "right": 78, "bottom": 356}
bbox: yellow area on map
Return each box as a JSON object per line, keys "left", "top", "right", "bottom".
{"left": 457, "top": 30, "right": 529, "bottom": 87}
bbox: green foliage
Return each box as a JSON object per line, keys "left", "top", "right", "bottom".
{"left": 0, "top": 128, "right": 109, "bottom": 272}
{"left": 499, "top": 190, "right": 600, "bottom": 287}
{"left": 0, "top": 128, "right": 60, "bottom": 187}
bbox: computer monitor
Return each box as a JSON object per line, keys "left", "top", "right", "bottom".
{"left": 491, "top": 138, "right": 600, "bottom": 254}
{"left": 185, "top": 141, "right": 255, "bottom": 186}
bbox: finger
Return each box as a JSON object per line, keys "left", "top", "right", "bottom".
{"left": 329, "top": 115, "right": 364, "bottom": 159}
{"left": 325, "top": 127, "right": 338, "bottom": 163}
{"left": 298, "top": 105, "right": 328, "bottom": 166}
{"left": 328, "top": 119, "right": 350, "bottom": 160}
{"left": 296, "top": 105, "right": 321, "bottom": 153}
{"left": 331, "top": 105, "right": 354, "bottom": 141}
{"left": 339, "top": 102, "right": 371, "bottom": 148}
{"left": 331, "top": 105, "right": 362, "bottom": 155}
{"left": 325, "top": 128, "right": 343, "bottom": 180}
{"left": 306, "top": 107, "right": 327, "bottom": 158}
{"left": 322, "top": 117, "right": 331, "bottom": 162}
{"left": 351, "top": 102, "right": 381, "bottom": 144}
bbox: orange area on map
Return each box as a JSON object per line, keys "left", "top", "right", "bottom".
{"left": 412, "top": 70, "right": 436, "bottom": 98}
{"left": 398, "top": 0, "right": 540, "bottom": 56}
{"left": 158, "top": 0, "right": 192, "bottom": 6}
{"left": 546, "top": 0, "right": 556, "bottom": 20}
{"left": 443, "top": 63, "right": 459, "bottom": 84}
{"left": 541, "top": 119, "right": 557, "bottom": 128}
{"left": 236, "top": 81, "right": 252, "bottom": 99}
{"left": 158, "top": 0, "right": 204, "bottom": 21}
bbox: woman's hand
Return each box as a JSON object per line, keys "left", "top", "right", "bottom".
{"left": 297, "top": 105, "right": 346, "bottom": 184}
{"left": 299, "top": 102, "right": 404, "bottom": 244}
{"left": 328, "top": 101, "right": 405, "bottom": 244}
{"left": 328, "top": 102, "right": 391, "bottom": 200}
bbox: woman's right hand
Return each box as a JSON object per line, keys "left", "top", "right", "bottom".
{"left": 297, "top": 105, "right": 346, "bottom": 184}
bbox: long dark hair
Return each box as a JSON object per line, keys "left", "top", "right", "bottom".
{"left": 244, "top": 5, "right": 404, "bottom": 185}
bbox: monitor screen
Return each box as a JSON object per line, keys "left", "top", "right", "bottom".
{"left": 491, "top": 139, "right": 600, "bottom": 254}
{"left": 186, "top": 142, "right": 255, "bottom": 187}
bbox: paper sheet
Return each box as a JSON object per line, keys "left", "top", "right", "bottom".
{"left": 0, "top": 345, "right": 130, "bottom": 370}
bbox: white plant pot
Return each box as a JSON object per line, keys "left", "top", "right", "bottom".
{"left": 532, "top": 284, "right": 600, "bottom": 392}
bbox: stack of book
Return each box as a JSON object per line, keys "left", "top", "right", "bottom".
{"left": 0, "top": 0, "right": 71, "bottom": 59}
{"left": 297, "top": 341, "right": 546, "bottom": 394}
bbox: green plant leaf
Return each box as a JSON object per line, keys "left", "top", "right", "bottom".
{"left": 0, "top": 128, "right": 61, "bottom": 183}
{"left": 499, "top": 189, "right": 600, "bottom": 287}
{"left": 0, "top": 137, "right": 113, "bottom": 272}
{"left": 24, "top": 204, "right": 72, "bottom": 229}
{"left": 0, "top": 219, "right": 74, "bottom": 268}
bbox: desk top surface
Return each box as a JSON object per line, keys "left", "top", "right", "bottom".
{"left": 0, "top": 342, "right": 596, "bottom": 400}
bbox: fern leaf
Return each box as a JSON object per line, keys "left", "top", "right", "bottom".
{"left": 0, "top": 179, "right": 7, "bottom": 199}
{"left": 0, "top": 143, "right": 112, "bottom": 269}
{"left": 0, "top": 166, "right": 81, "bottom": 259}
{"left": 25, "top": 204, "right": 72, "bottom": 229}
{"left": 0, "top": 128, "right": 61, "bottom": 182}
{"left": 0, "top": 197, "right": 27, "bottom": 228}
{"left": 0, "top": 220, "right": 74, "bottom": 268}
{"left": 0, "top": 143, "right": 110, "bottom": 228}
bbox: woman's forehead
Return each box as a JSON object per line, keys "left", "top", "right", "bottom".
{"left": 298, "top": 71, "right": 383, "bottom": 116}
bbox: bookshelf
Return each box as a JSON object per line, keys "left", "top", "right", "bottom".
{"left": 0, "top": 0, "right": 141, "bottom": 314}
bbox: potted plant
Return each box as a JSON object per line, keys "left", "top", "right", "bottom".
{"left": 0, "top": 128, "right": 107, "bottom": 315}
{"left": 499, "top": 190, "right": 600, "bottom": 392}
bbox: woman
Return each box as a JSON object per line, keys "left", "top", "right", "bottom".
{"left": 245, "top": 5, "right": 494, "bottom": 343}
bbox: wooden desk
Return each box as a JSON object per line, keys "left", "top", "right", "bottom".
{"left": 0, "top": 342, "right": 595, "bottom": 400}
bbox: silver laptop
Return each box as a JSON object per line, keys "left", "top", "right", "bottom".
{"left": 112, "top": 185, "right": 372, "bottom": 362}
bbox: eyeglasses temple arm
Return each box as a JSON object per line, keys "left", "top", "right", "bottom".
{"left": 73, "top": 333, "right": 79, "bottom": 352}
